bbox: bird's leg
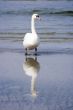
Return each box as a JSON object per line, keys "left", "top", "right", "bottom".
{"left": 25, "top": 48, "right": 27, "bottom": 55}
{"left": 35, "top": 48, "right": 37, "bottom": 52}
{"left": 35, "top": 48, "right": 37, "bottom": 55}
{"left": 25, "top": 56, "right": 27, "bottom": 61}
{"left": 35, "top": 56, "right": 37, "bottom": 61}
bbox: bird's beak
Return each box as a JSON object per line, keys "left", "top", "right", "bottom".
{"left": 37, "top": 17, "right": 41, "bottom": 20}
{"left": 39, "top": 17, "right": 41, "bottom": 20}
{"left": 36, "top": 16, "right": 41, "bottom": 20}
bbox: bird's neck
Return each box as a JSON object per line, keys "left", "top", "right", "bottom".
{"left": 31, "top": 18, "right": 36, "bottom": 34}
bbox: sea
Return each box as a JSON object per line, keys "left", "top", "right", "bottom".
{"left": 0, "top": 0, "right": 73, "bottom": 41}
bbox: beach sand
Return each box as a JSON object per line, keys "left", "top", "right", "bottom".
{"left": 0, "top": 39, "right": 73, "bottom": 110}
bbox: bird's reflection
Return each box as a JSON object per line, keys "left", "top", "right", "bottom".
{"left": 23, "top": 56, "right": 40, "bottom": 97}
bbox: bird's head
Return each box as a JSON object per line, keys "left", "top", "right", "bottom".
{"left": 32, "top": 14, "right": 40, "bottom": 20}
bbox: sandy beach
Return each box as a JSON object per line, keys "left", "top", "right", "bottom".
{"left": 0, "top": 39, "right": 73, "bottom": 110}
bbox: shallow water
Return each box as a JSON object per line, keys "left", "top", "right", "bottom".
{"left": 0, "top": 40, "right": 73, "bottom": 110}
{"left": 0, "top": 0, "right": 73, "bottom": 109}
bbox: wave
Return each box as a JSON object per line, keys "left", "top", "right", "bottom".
{"left": 0, "top": 9, "right": 73, "bottom": 16}
{"left": 50, "top": 10, "right": 73, "bottom": 15}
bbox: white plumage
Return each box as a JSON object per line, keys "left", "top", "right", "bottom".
{"left": 23, "top": 14, "right": 40, "bottom": 53}
{"left": 23, "top": 33, "right": 39, "bottom": 50}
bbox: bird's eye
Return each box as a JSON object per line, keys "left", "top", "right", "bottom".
{"left": 36, "top": 15, "right": 39, "bottom": 18}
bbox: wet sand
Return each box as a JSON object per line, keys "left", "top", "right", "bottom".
{"left": 0, "top": 40, "right": 73, "bottom": 110}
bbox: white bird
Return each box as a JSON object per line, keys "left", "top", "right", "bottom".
{"left": 23, "top": 14, "right": 40, "bottom": 55}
